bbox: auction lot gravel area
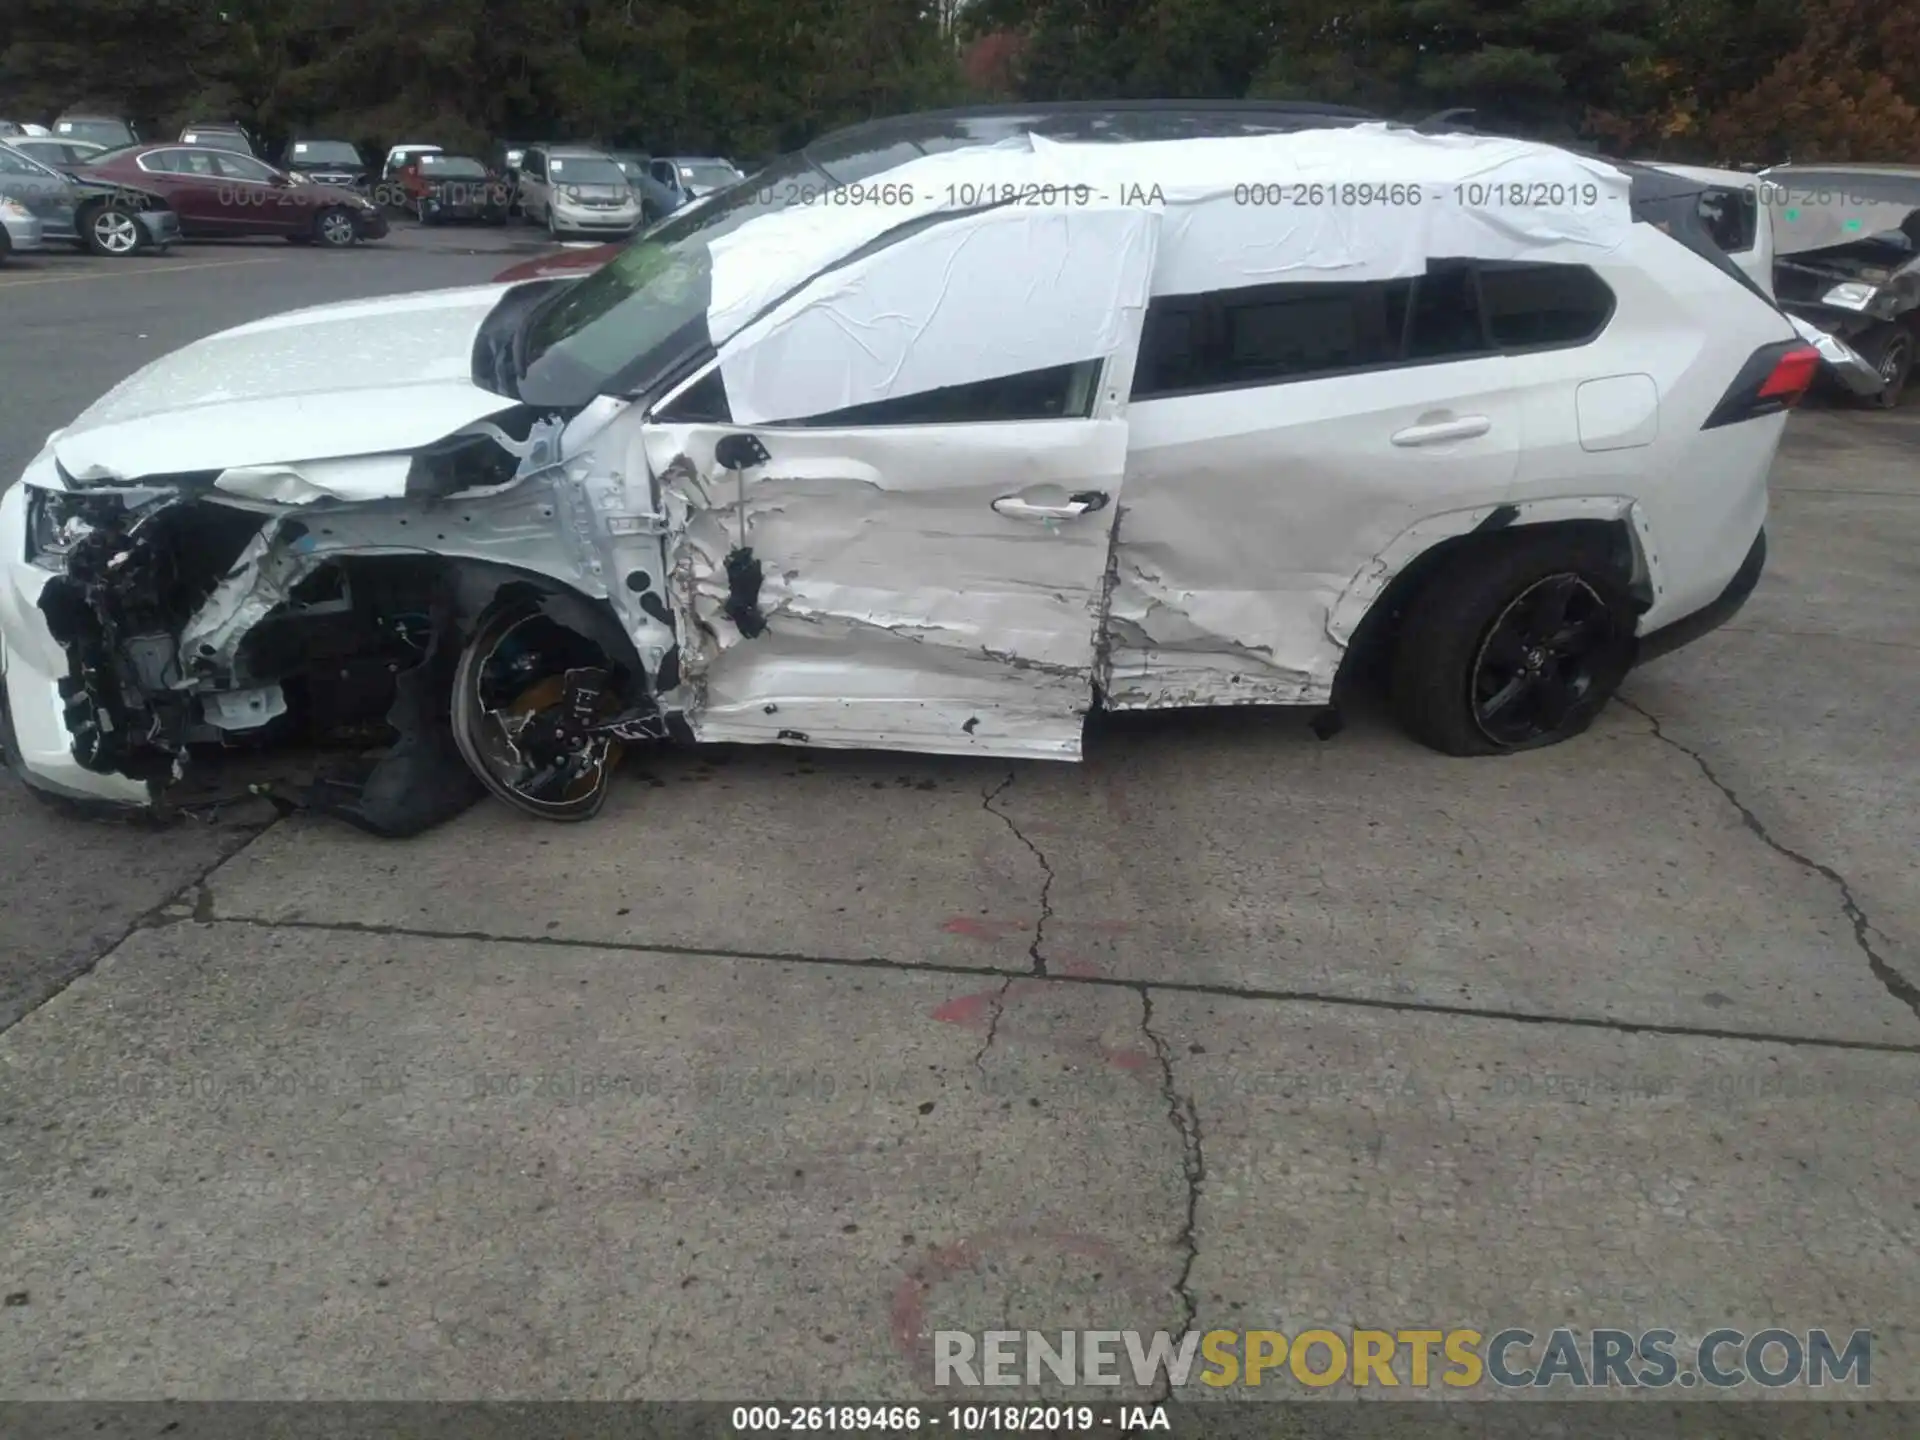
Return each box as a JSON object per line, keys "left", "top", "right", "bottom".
{"left": 1, "top": 231, "right": 1917, "bottom": 1403}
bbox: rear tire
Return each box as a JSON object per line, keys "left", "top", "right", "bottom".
{"left": 1856, "top": 325, "right": 1912, "bottom": 409}
{"left": 81, "top": 203, "right": 143, "bottom": 258}
{"left": 1388, "top": 533, "right": 1638, "bottom": 756}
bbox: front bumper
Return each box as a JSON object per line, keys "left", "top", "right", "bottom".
{"left": 0, "top": 484, "right": 151, "bottom": 806}
{"left": 137, "top": 209, "right": 180, "bottom": 248}
{"left": 1, "top": 211, "right": 45, "bottom": 252}
{"left": 1635, "top": 528, "right": 1766, "bottom": 666}
{"left": 354, "top": 208, "right": 390, "bottom": 240}
{"left": 553, "top": 208, "right": 641, "bottom": 233}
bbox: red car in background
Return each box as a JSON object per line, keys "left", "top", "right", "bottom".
{"left": 81, "top": 143, "right": 388, "bottom": 246}
{"left": 384, "top": 153, "right": 513, "bottom": 225}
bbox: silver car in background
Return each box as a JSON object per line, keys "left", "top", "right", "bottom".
{"left": 649, "top": 155, "right": 745, "bottom": 206}
{"left": 0, "top": 192, "right": 45, "bottom": 261}
{"left": 0, "top": 141, "right": 178, "bottom": 256}
{"left": 517, "top": 145, "right": 642, "bottom": 238}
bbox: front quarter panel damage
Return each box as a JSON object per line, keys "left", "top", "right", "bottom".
{"left": 11, "top": 411, "right": 673, "bottom": 832}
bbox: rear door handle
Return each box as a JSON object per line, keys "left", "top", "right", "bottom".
{"left": 992, "top": 490, "right": 1110, "bottom": 522}
{"left": 1391, "top": 416, "right": 1491, "bottom": 446}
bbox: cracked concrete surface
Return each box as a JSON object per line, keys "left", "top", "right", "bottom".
{"left": 1, "top": 244, "right": 1918, "bottom": 1405}
{"left": 1619, "top": 695, "right": 1920, "bottom": 1027}
{"left": 1138, "top": 989, "right": 1203, "bottom": 1404}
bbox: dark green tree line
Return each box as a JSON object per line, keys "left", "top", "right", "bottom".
{"left": 3, "top": 0, "right": 1917, "bottom": 163}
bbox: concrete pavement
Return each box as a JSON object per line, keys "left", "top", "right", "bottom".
{"left": 1, "top": 235, "right": 1916, "bottom": 1403}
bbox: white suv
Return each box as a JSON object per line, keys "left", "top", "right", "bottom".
{"left": 0, "top": 106, "right": 1810, "bottom": 833}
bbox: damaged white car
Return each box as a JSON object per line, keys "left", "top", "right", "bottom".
{"left": 0, "top": 106, "right": 1812, "bottom": 835}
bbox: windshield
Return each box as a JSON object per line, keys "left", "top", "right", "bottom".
{"left": 59, "top": 119, "right": 133, "bottom": 146}
{"left": 77, "top": 143, "right": 141, "bottom": 169}
{"left": 514, "top": 137, "right": 995, "bottom": 404}
{"left": 550, "top": 156, "right": 626, "bottom": 187}
{"left": 424, "top": 157, "right": 487, "bottom": 178}
{"left": 291, "top": 141, "right": 361, "bottom": 165}
{"left": 517, "top": 148, "right": 847, "bottom": 404}
{"left": 681, "top": 161, "right": 742, "bottom": 187}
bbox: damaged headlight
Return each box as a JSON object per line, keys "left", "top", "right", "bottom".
{"left": 25, "top": 488, "right": 90, "bottom": 572}
{"left": 1821, "top": 282, "right": 1879, "bottom": 312}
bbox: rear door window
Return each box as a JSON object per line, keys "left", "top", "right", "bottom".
{"left": 1132, "top": 262, "right": 1611, "bottom": 399}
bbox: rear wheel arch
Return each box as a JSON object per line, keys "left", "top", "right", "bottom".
{"left": 1333, "top": 515, "right": 1646, "bottom": 705}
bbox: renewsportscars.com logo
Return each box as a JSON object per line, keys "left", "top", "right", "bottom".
{"left": 933, "top": 1327, "right": 1873, "bottom": 1391}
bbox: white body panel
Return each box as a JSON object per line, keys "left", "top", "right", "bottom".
{"left": 48, "top": 284, "right": 520, "bottom": 483}
{"left": 1109, "top": 355, "right": 1521, "bottom": 707}
{"left": 0, "top": 123, "right": 1800, "bottom": 805}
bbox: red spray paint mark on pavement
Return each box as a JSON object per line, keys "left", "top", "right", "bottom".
{"left": 940, "top": 917, "right": 1031, "bottom": 942}
{"left": 928, "top": 925, "right": 1154, "bottom": 1072}
{"left": 891, "top": 1230, "right": 1132, "bottom": 1358}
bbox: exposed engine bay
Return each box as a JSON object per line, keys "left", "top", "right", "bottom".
{"left": 23, "top": 436, "right": 673, "bottom": 837}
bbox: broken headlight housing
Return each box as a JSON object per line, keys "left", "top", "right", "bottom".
{"left": 1821, "top": 282, "right": 1879, "bottom": 312}
{"left": 25, "top": 488, "right": 90, "bottom": 572}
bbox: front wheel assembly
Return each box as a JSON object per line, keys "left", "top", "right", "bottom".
{"left": 451, "top": 598, "right": 660, "bottom": 822}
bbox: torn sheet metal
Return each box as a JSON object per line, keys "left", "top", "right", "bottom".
{"left": 1104, "top": 352, "right": 1522, "bottom": 711}
{"left": 717, "top": 204, "right": 1158, "bottom": 424}
{"left": 1785, "top": 313, "right": 1888, "bottom": 397}
{"left": 214, "top": 454, "right": 415, "bottom": 505}
{"left": 705, "top": 125, "right": 1633, "bottom": 349}
{"left": 202, "top": 684, "right": 288, "bottom": 731}
{"left": 177, "top": 521, "right": 313, "bottom": 677}
{"left": 51, "top": 284, "right": 522, "bottom": 483}
{"left": 642, "top": 416, "right": 1130, "bottom": 759}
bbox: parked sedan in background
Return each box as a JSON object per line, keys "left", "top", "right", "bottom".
{"left": 0, "top": 141, "right": 178, "bottom": 255}
{"left": 0, "top": 193, "right": 44, "bottom": 262}
{"left": 179, "top": 123, "right": 259, "bottom": 155}
{"left": 605, "top": 151, "right": 684, "bottom": 222}
{"left": 51, "top": 114, "right": 138, "bottom": 148}
{"left": 382, "top": 143, "right": 442, "bottom": 181}
{"left": 280, "top": 138, "right": 369, "bottom": 190}
{"left": 389, "top": 153, "right": 511, "bottom": 224}
{"left": 1765, "top": 163, "right": 1920, "bottom": 408}
{"left": 648, "top": 155, "right": 744, "bottom": 205}
{"left": 516, "top": 146, "right": 642, "bottom": 237}
{"left": 81, "top": 143, "right": 385, "bottom": 246}
{"left": 8, "top": 136, "right": 106, "bottom": 169}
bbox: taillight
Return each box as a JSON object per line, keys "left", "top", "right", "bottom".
{"left": 1756, "top": 346, "right": 1820, "bottom": 401}
{"left": 1702, "top": 340, "right": 1822, "bottom": 428}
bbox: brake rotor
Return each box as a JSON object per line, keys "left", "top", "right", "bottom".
{"left": 491, "top": 670, "right": 625, "bottom": 808}
{"left": 450, "top": 604, "right": 632, "bottom": 823}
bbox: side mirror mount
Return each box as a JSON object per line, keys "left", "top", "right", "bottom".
{"left": 714, "top": 433, "right": 769, "bottom": 471}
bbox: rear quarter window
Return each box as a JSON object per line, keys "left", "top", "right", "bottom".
{"left": 1477, "top": 263, "right": 1615, "bottom": 348}
{"left": 1696, "top": 186, "right": 1759, "bottom": 253}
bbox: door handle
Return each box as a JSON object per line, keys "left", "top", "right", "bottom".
{"left": 1391, "top": 415, "right": 1491, "bottom": 446}
{"left": 992, "top": 490, "right": 1109, "bottom": 522}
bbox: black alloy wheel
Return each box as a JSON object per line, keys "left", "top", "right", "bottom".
{"left": 1468, "top": 574, "right": 1619, "bottom": 747}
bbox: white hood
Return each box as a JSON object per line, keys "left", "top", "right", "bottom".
{"left": 52, "top": 284, "right": 524, "bottom": 483}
